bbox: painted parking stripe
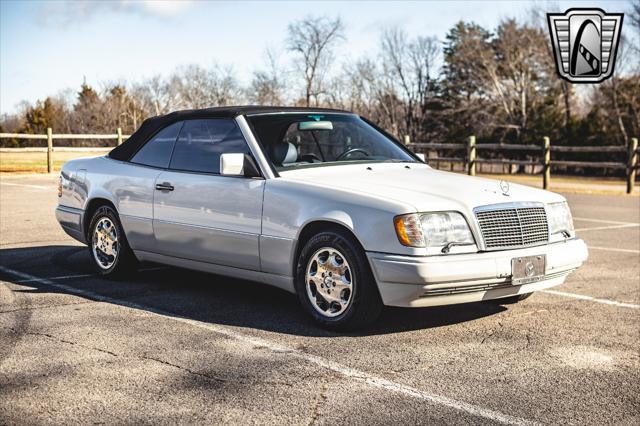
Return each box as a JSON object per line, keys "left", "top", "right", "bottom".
{"left": 576, "top": 224, "right": 639, "bottom": 232}
{"left": 13, "top": 267, "right": 169, "bottom": 284}
{"left": 0, "top": 182, "right": 51, "bottom": 190}
{"left": 573, "top": 217, "right": 639, "bottom": 226}
{"left": 541, "top": 289, "right": 640, "bottom": 309}
{"left": 587, "top": 246, "right": 640, "bottom": 254}
{"left": 0, "top": 265, "right": 536, "bottom": 426}
{"left": 16, "top": 273, "right": 94, "bottom": 283}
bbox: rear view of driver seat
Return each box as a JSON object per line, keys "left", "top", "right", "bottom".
{"left": 270, "top": 142, "right": 298, "bottom": 166}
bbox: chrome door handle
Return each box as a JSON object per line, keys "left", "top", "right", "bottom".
{"left": 155, "top": 182, "right": 174, "bottom": 191}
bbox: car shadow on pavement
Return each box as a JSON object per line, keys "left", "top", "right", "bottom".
{"left": 0, "top": 245, "right": 507, "bottom": 337}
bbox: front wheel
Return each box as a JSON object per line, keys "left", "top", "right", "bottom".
{"left": 295, "top": 230, "right": 382, "bottom": 330}
{"left": 87, "top": 205, "right": 138, "bottom": 276}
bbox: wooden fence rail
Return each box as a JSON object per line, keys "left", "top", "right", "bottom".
{"left": 0, "top": 129, "right": 130, "bottom": 173}
{"left": 0, "top": 129, "right": 638, "bottom": 193}
{"left": 408, "top": 135, "right": 639, "bottom": 194}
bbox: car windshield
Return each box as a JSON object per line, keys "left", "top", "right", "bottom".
{"left": 247, "top": 113, "right": 417, "bottom": 171}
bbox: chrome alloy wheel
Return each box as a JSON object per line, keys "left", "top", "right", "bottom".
{"left": 92, "top": 217, "right": 119, "bottom": 269}
{"left": 305, "top": 247, "right": 354, "bottom": 317}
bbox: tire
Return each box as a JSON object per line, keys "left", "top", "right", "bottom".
{"left": 295, "top": 230, "right": 383, "bottom": 330}
{"left": 87, "top": 205, "right": 138, "bottom": 277}
{"left": 487, "top": 292, "right": 533, "bottom": 305}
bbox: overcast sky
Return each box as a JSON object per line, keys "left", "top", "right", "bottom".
{"left": 0, "top": 0, "right": 634, "bottom": 114}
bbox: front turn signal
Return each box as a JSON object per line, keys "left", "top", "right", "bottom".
{"left": 394, "top": 214, "right": 425, "bottom": 247}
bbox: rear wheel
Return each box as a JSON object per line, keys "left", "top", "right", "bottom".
{"left": 295, "top": 230, "right": 382, "bottom": 330}
{"left": 87, "top": 205, "right": 138, "bottom": 276}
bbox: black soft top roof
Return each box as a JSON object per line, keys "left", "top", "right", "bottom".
{"left": 108, "top": 105, "right": 351, "bottom": 161}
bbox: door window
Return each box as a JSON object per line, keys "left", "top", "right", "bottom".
{"left": 131, "top": 121, "right": 183, "bottom": 168}
{"left": 169, "top": 119, "right": 250, "bottom": 174}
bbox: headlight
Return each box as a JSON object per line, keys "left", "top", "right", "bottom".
{"left": 547, "top": 202, "right": 574, "bottom": 235}
{"left": 394, "top": 212, "right": 475, "bottom": 250}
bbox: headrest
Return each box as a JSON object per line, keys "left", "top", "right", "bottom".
{"left": 270, "top": 142, "right": 298, "bottom": 165}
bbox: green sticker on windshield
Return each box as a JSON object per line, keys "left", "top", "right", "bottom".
{"left": 307, "top": 115, "right": 324, "bottom": 121}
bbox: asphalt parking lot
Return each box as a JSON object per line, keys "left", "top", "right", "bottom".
{"left": 1, "top": 174, "right": 638, "bottom": 425}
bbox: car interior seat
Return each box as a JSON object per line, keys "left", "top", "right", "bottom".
{"left": 270, "top": 142, "right": 298, "bottom": 166}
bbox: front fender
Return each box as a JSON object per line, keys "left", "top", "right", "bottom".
{"left": 262, "top": 179, "right": 421, "bottom": 256}
{"left": 297, "top": 211, "right": 355, "bottom": 238}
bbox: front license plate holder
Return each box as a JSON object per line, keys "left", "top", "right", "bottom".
{"left": 511, "top": 255, "right": 546, "bottom": 285}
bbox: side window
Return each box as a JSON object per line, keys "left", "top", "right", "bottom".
{"left": 131, "top": 121, "right": 183, "bottom": 168}
{"left": 169, "top": 119, "right": 250, "bottom": 174}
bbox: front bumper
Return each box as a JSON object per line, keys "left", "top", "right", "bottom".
{"left": 367, "top": 238, "right": 588, "bottom": 307}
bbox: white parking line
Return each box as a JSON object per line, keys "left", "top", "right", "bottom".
{"left": 0, "top": 265, "right": 536, "bottom": 426}
{"left": 13, "top": 267, "right": 169, "bottom": 284}
{"left": 587, "top": 246, "right": 640, "bottom": 254}
{"left": 0, "top": 182, "right": 51, "bottom": 190}
{"left": 541, "top": 289, "right": 640, "bottom": 309}
{"left": 576, "top": 224, "right": 640, "bottom": 232}
{"left": 16, "top": 273, "right": 94, "bottom": 283}
{"left": 573, "top": 217, "right": 639, "bottom": 226}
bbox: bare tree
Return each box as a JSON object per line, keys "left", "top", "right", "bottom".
{"left": 629, "top": 0, "right": 640, "bottom": 61}
{"left": 443, "top": 20, "right": 560, "bottom": 144}
{"left": 344, "top": 59, "right": 379, "bottom": 116}
{"left": 248, "top": 48, "right": 286, "bottom": 105}
{"left": 287, "top": 16, "right": 345, "bottom": 106}
{"left": 601, "top": 33, "right": 639, "bottom": 147}
{"left": 344, "top": 58, "right": 403, "bottom": 137}
{"left": 132, "top": 75, "right": 180, "bottom": 116}
{"left": 380, "top": 28, "right": 440, "bottom": 141}
{"left": 172, "top": 64, "right": 243, "bottom": 109}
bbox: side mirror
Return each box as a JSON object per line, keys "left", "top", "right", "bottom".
{"left": 220, "top": 153, "right": 262, "bottom": 178}
{"left": 415, "top": 153, "right": 426, "bottom": 161}
{"left": 220, "top": 153, "right": 245, "bottom": 176}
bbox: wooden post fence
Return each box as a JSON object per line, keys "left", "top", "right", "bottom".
{"left": 467, "top": 135, "right": 476, "bottom": 176}
{"left": 46, "top": 127, "right": 53, "bottom": 173}
{"left": 1, "top": 131, "right": 638, "bottom": 191}
{"left": 0, "top": 129, "right": 129, "bottom": 174}
{"left": 628, "top": 137, "right": 638, "bottom": 194}
{"left": 543, "top": 136, "right": 551, "bottom": 190}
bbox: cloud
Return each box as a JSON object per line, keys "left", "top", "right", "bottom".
{"left": 124, "top": 0, "right": 194, "bottom": 17}
{"left": 37, "top": 0, "right": 194, "bottom": 26}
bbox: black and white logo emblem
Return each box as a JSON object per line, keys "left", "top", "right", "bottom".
{"left": 525, "top": 262, "right": 535, "bottom": 277}
{"left": 499, "top": 180, "right": 510, "bottom": 196}
{"left": 547, "top": 8, "right": 623, "bottom": 83}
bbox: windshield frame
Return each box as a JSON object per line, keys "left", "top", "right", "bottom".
{"left": 244, "top": 112, "right": 422, "bottom": 175}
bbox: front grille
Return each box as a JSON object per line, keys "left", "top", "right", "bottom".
{"left": 475, "top": 204, "right": 549, "bottom": 250}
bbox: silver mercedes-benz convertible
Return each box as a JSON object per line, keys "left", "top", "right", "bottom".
{"left": 56, "top": 106, "right": 588, "bottom": 329}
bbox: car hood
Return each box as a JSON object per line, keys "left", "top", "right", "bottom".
{"left": 278, "top": 163, "right": 564, "bottom": 213}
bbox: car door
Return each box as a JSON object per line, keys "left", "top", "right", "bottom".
{"left": 116, "top": 121, "right": 183, "bottom": 252}
{"left": 152, "top": 118, "right": 264, "bottom": 271}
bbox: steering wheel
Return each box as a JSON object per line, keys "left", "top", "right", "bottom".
{"left": 336, "top": 148, "right": 371, "bottom": 161}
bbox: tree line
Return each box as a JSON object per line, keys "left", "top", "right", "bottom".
{"left": 1, "top": 8, "right": 638, "bottom": 170}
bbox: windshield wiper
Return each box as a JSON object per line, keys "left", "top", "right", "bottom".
{"left": 382, "top": 159, "right": 416, "bottom": 163}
